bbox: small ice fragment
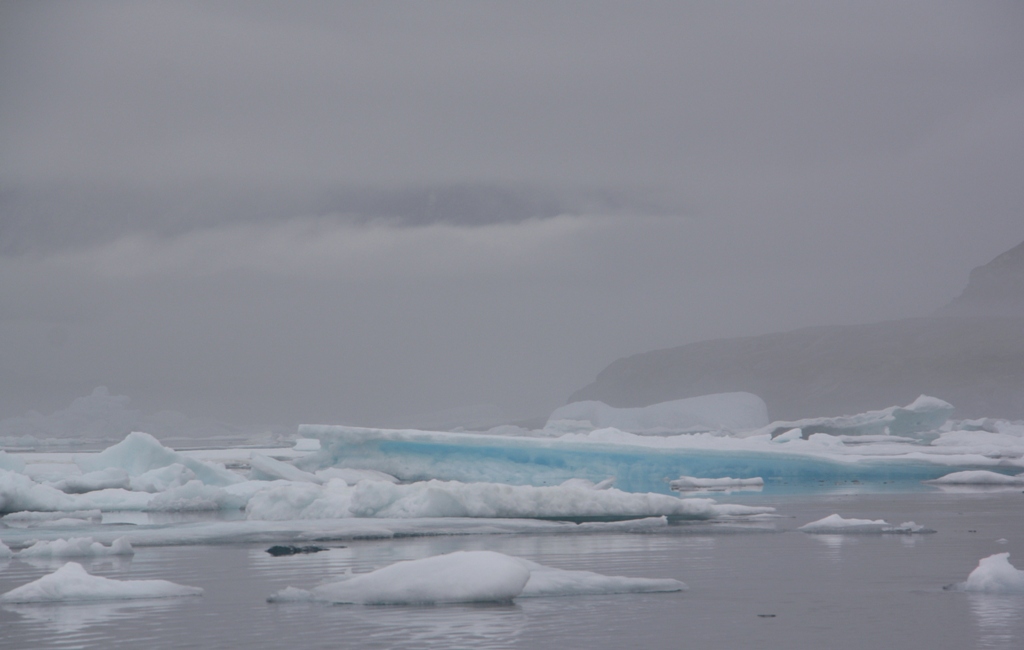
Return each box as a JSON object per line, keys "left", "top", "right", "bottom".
{"left": 997, "top": 538, "right": 1009, "bottom": 544}
{"left": 0, "top": 540, "right": 13, "bottom": 559}
{"left": 0, "top": 562, "right": 203, "bottom": 602}
{"left": 772, "top": 428, "right": 803, "bottom": 442}
{"left": 953, "top": 553, "right": 1024, "bottom": 593}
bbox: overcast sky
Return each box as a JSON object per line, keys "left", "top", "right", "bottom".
{"left": 2, "top": 1, "right": 1023, "bottom": 428}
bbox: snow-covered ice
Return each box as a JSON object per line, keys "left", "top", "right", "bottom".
{"left": 0, "top": 561, "right": 202, "bottom": 603}
{"left": 244, "top": 478, "right": 773, "bottom": 521}
{"left": 926, "top": 470, "right": 1024, "bottom": 485}
{"left": 753, "top": 395, "right": 955, "bottom": 439}
{"left": 51, "top": 468, "right": 131, "bottom": 494}
{"left": 268, "top": 550, "right": 686, "bottom": 605}
{"left": 269, "top": 551, "right": 531, "bottom": 604}
{"left": 76, "top": 432, "right": 242, "bottom": 486}
{"left": 798, "top": 514, "right": 932, "bottom": 534}
{"left": 953, "top": 553, "right": 1024, "bottom": 593}
{"left": 16, "top": 537, "right": 133, "bottom": 558}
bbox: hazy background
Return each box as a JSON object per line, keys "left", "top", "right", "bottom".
{"left": 2, "top": 1, "right": 1023, "bottom": 430}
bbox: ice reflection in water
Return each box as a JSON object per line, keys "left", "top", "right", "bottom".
{"left": 5, "top": 599, "right": 186, "bottom": 635}
{"left": 969, "top": 593, "right": 1024, "bottom": 650}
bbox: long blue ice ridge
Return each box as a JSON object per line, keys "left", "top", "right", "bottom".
{"left": 296, "top": 425, "right": 1010, "bottom": 494}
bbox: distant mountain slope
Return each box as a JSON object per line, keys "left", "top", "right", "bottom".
{"left": 570, "top": 242, "right": 1024, "bottom": 420}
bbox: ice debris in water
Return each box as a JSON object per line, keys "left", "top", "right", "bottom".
{"left": 925, "top": 470, "right": 1024, "bottom": 485}
{"left": 244, "top": 478, "right": 773, "bottom": 521}
{"left": 799, "top": 514, "right": 933, "bottom": 534}
{"left": 950, "top": 553, "right": 1024, "bottom": 593}
{"left": 546, "top": 392, "right": 769, "bottom": 435}
{"left": 0, "top": 561, "right": 203, "bottom": 603}
{"left": 670, "top": 476, "right": 764, "bottom": 491}
{"left": 268, "top": 550, "right": 686, "bottom": 605}
{"left": 755, "top": 395, "right": 954, "bottom": 439}
{"left": 16, "top": 536, "right": 134, "bottom": 558}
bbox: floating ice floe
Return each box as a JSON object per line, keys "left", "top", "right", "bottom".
{"left": 0, "top": 561, "right": 203, "bottom": 603}
{"left": 670, "top": 476, "right": 764, "bottom": 492}
{"left": 249, "top": 453, "right": 322, "bottom": 484}
{"left": 754, "top": 395, "right": 955, "bottom": 439}
{"left": 268, "top": 550, "right": 686, "bottom": 605}
{"left": 798, "top": 514, "right": 933, "bottom": 534}
{"left": 244, "top": 478, "right": 772, "bottom": 521}
{"left": 16, "top": 536, "right": 133, "bottom": 558}
{"left": 950, "top": 553, "right": 1024, "bottom": 593}
{"left": 925, "top": 470, "right": 1024, "bottom": 485}
{"left": 75, "top": 431, "right": 242, "bottom": 487}
{"left": 546, "top": 393, "right": 769, "bottom": 435}
{"left": 298, "top": 408, "right": 1021, "bottom": 493}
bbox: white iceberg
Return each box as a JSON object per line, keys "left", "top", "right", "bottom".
{"left": 268, "top": 550, "right": 686, "bottom": 605}
{"left": 269, "top": 550, "right": 531, "bottom": 604}
{"left": 953, "top": 553, "right": 1024, "bottom": 593}
{"left": 16, "top": 536, "right": 134, "bottom": 558}
{"left": 799, "top": 514, "right": 931, "bottom": 534}
{"left": 756, "top": 395, "right": 954, "bottom": 439}
{"left": 0, "top": 561, "right": 202, "bottom": 603}
{"left": 546, "top": 392, "right": 769, "bottom": 435}
{"left": 926, "top": 470, "right": 1024, "bottom": 486}
{"left": 75, "top": 432, "right": 242, "bottom": 486}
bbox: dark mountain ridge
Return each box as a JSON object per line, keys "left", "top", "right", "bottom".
{"left": 570, "top": 241, "right": 1024, "bottom": 420}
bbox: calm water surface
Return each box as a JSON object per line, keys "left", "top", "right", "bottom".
{"left": 1, "top": 492, "right": 1022, "bottom": 650}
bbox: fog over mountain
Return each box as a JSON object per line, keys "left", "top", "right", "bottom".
{"left": 1, "top": 2, "right": 1022, "bottom": 432}
{"left": 570, "top": 242, "right": 1024, "bottom": 420}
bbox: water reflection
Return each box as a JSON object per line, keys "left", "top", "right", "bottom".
{"left": 968, "top": 593, "right": 1024, "bottom": 650}
{"left": 4, "top": 599, "right": 185, "bottom": 635}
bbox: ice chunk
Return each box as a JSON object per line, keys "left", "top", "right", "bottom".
{"left": 0, "top": 540, "right": 12, "bottom": 558}
{"left": 129, "top": 463, "right": 197, "bottom": 493}
{"left": 51, "top": 468, "right": 131, "bottom": 494}
{"left": 146, "top": 480, "right": 247, "bottom": 511}
{"left": 314, "top": 467, "right": 399, "bottom": 485}
{"left": 17, "top": 537, "right": 134, "bottom": 558}
{"left": 953, "top": 553, "right": 1024, "bottom": 593}
{"left": 546, "top": 393, "right": 769, "bottom": 435}
{"left": 0, "top": 469, "right": 76, "bottom": 513}
{"left": 670, "top": 476, "right": 764, "bottom": 491}
{"left": 76, "top": 432, "right": 242, "bottom": 486}
{"left": 757, "top": 395, "right": 954, "bottom": 439}
{"left": 799, "top": 514, "right": 932, "bottom": 534}
{"left": 249, "top": 453, "right": 322, "bottom": 484}
{"left": 518, "top": 558, "right": 686, "bottom": 597}
{"left": 0, "top": 562, "right": 202, "bottom": 602}
{"left": 268, "top": 551, "right": 530, "bottom": 604}
{"left": 298, "top": 424, "right": 988, "bottom": 494}
{"left": 926, "top": 470, "right": 1024, "bottom": 485}
{"left": 245, "top": 478, "right": 772, "bottom": 521}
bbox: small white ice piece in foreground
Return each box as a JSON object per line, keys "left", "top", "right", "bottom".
{"left": 953, "top": 553, "right": 1024, "bottom": 593}
{"left": 269, "top": 550, "right": 530, "bottom": 604}
{"left": 0, "top": 561, "right": 202, "bottom": 603}
{"left": 799, "top": 514, "right": 932, "bottom": 534}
